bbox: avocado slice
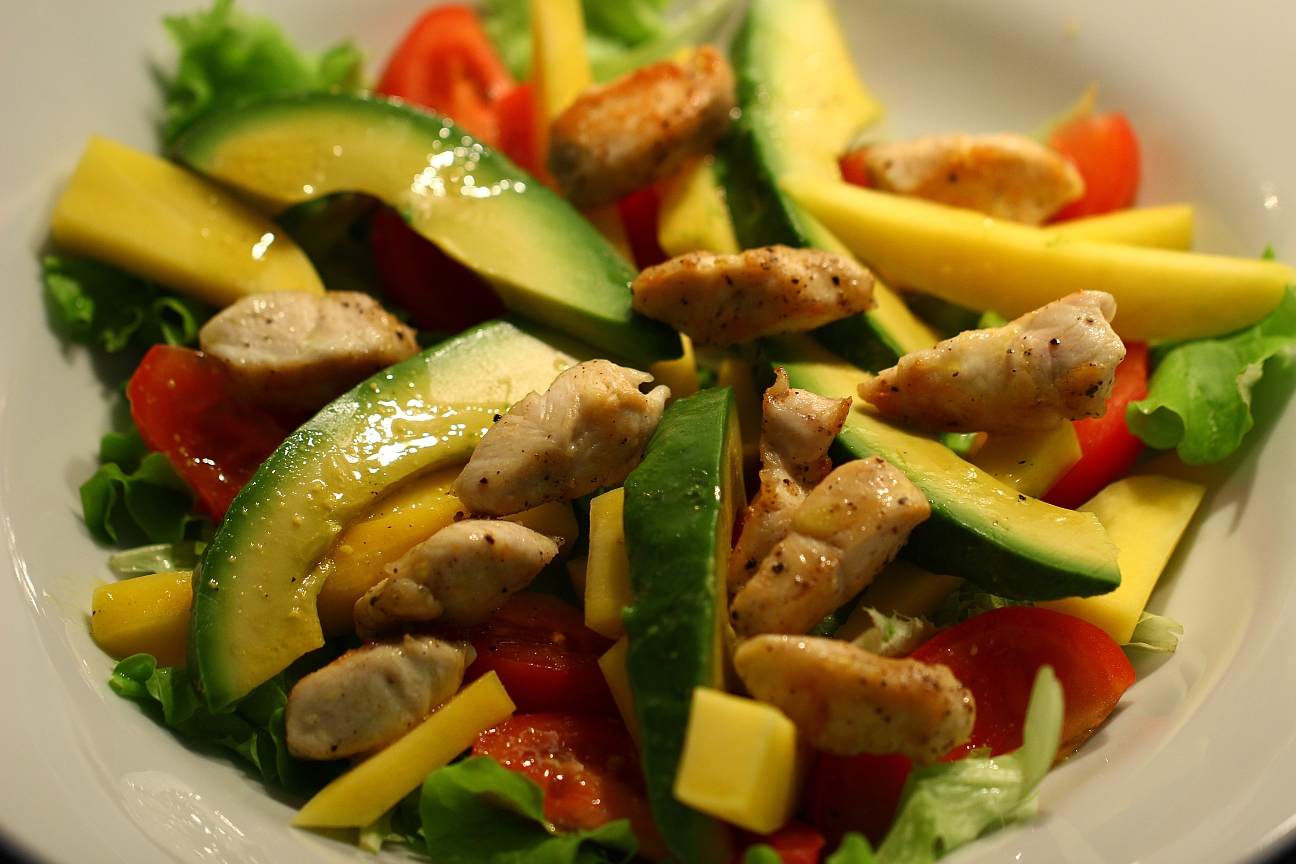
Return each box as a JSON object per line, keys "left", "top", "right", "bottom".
{"left": 765, "top": 334, "right": 1121, "bottom": 600}
{"left": 190, "top": 318, "right": 599, "bottom": 711}
{"left": 623, "top": 388, "right": 743, "bottom": 864}
{"left": 172, "top": 93, "right": 680, "bottom": 367}
{"left": 716, "top": 0, "right": 939, "bottom": 370}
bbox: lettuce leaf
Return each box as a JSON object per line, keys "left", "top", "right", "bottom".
{"left": 932, "top": 582, "right": 1030, "bottom": 628}
{"left": 160, "top": 0, "right": 363, "bottom": 143}
{"left": 110, "top": 651, "right": 347, "bottom": 796}
{"left": 742, "top": 845, "right": 786, "bottom": 864}
{"left": 851, "top": 608, "right": 939, "bottom": 657}
{"left": 1127, "top": 286, "right": 1296, "bottom": 464}
{"left": 81, "top": 450, "right": 195, "bottom": 545}
{"left": 43, "top": 255, "right": 211, "bottom": 354}
{"left": 108, "top": 540, "right": 207, "bottom": 577}
{"left": 1126, "top": 611, "right": 1183, "bottom": 653}
{"left": 419, "top": 755, "right": 638, "bottom": 864}
{"left": 874, "top": 667, "right": 1063, "bottom": 864}
{"left": 827, "top": 834, "right": 877, "bottom": 864}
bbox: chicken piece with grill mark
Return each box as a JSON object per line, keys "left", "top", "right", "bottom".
{"left": 859, "top": 290, "right": 1125, "bottom": 435}
{"left": 863, "top": 133, "right": 1085, "bottom": 225}
{"left": 632, "top": 246, "right": 875, "bottom": 347}
{"left": 285, "top": 635, "right": 474, "bottom": 760}
{"left": 453, "top": 360, "right": 669, "bottom": 517}
{"left": 730, "top": 456, "right": 930, "bottom": 637}
{"left": 729, "top": 368, "right": 851, "bottom": 597}
{"left": 734, "top": 634, "right": 975, "bottom": 766}
{"left": 199, "top": 290, "right": 418, "bottom": 414}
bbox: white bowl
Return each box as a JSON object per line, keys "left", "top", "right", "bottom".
{"left": 1, "top": 1, "right": 1293, "bottom": 862}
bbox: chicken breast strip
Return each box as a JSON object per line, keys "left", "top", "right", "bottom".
{"left": 632, "top": 246, "right": 875, "bottom": 347}
{"left": 285, "top": 635, "right": 474, "bottom": 760}
{"left": 548, "top": 46, "right": 736, "bottom": 209}
{"left": 199, "top": 290, "right": 419, "bottom": 414}
{"left": 734, "top": 634, "right": 975, "bottom": 765}
{"left": 453, "top": 360, "right": 669, "bottom": 517}
{"left": 729, "top": 368, "right": 851, "bottom": 597}
{"left": 731, "top": 456, "right": 930, "bottom": 637}
{"left": 354, "top": 519, "right": 560, "bottom": 639}
{"left": 863, "top": 133, "right": 1085, "bottom": 225}
{"left": 859, "top": 290, "right": 1126, "bottom": 435}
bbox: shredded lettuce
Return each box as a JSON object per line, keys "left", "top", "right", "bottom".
{"left": 1126, "top": 611, "right": 1183, "bottom": 653}
{"left": 80, "top": 425, "right": 199, "bottom": 546}
{"left": 419, "top": 755, "right": 638, "bottom": 864}
{"left": 108, "top": 540, "right": 207, "bottom": 577}
{"left": 932, "top": 582, "right": 1031, "bottom": 628}
{"left": 160, "top": 0, "right": 364, "bottom": 143}
{"left": 874, "top": 667, "right": 1063, "bottom": 864}
{"left": 827, "top": 833, "right": 877, "bottom": 864}
{"left": 43, "top": 255, "right": 211, "bottom": 354}
{"left": 110, "top": 651, "right": 346, "bottom": 796}
{"left": 743, "top": 845, "right": 786, "bottom": 864}
{"left": 852, "top": 608, "right": 939, "bottom": 657}
{"left": 1127, "top": 286, "right": 1296, "bottom": 464}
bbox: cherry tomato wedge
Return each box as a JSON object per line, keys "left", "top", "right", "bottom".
{"left": 435, "top": 593, "right": 619, "bottom": 716}
{"left": 807, "top": 751, "right": 911, "bottom": 850}
{"left": 376, "top": 4, "right": 514, "bottom": 147}
{"left": 734, "top": 821, "right": 827, "bottom": 864}
{"left": 126, "top": 345, "right": 288, "bottom": 522}
{"left": 618, "top": 186, "right": 668, "bottom": 270}
{"left": 495, "top": 82, "right": 548, "bottom": 180}
{"left": 838, "top": 150, "right": 871, "bottom": 188}
{"left": 1043, "top": 342, "right": 1149, "bottom": 509}
{"left": 1048, "top": 112, "right": 1141, "bottom": 221}
{"left": 911, "top": 605, "right": 1136, "bottom": 758}
{"left": 474, "top": 713, "right": 668, "bottom": 857}
{"left": 369, "top": 206, "right": 507, "bottom": 334}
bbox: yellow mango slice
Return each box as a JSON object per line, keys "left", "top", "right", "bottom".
{"left": 673, "top": 687, "right": 798, "bottom": 834}
{"left": 531, "top": 0, "right": 592, "bottom": 124}
{"left": 835, "top": 561, "right": 964, "bottom": 640}
{"left": 505, "top": 500, "right": 580, "bottom": 560}
{"left": 717, "top": 359, "right": 763, "bottom": 465}
{"left": 598, "top": 636, "right": 640, "bottom": 743}
{"left": 51, "top": 136, "right": 323, "bottom": 307}
{"left": 91, "top": 571, "right": 193, "bottom": 668}
{"left": 293, "top": 671, "right": 515, "bottom": 828}
{"left": 782, "top": 174, "right": 1295, "bottom": 341}
{"left": 648, "top": 334, "right": 700, "bottom": 404}
{"left": 1043, "top": 204, "right": 1194, "bottom": 250}
{"left": 970, "top": 423, "right": 1083, "bottom": 499}
{"left": 658, "top": 159, "right": 741, "bottom": 257}
{"left": 1039, "top": 475, "right": 1204, "bottom": 644}
{"left": 314, "top": 465, "right": 466, "bottom": 637}
{"left": 585, "top": 487, "right": 633, "bottom": 639}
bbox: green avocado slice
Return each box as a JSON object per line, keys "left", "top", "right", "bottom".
{"left": 623, "top": 388, "right": 744, "bottom": 864}
{"left": 189, "top": 318, "right": 599, "bottom": 711}
{"left": 172, "top": 92, "right": 681, "bottom": 368}
{"left": 766, "top": 334, "right": 1122, "bottom": 600}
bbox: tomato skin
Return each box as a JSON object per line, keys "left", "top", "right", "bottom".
{"left": 1049, "top": 112, "right": 1141, "bottom": 221}
{"left": 839, "top": 150, "right": 871, "bottom": 188}
{"left": 495, "top": 83, "right": 549, "bottom": 180}
{"left": 369, "top": 206, "right": 507, "bottom": 334}
{"left": 1043, "top": 342, "right": 1149, "bottom": 509}
{"left": 807, "top": 752, "right": 911, "bottom": 850}
{"left": 734, "top": 821, "right": 827, "bottom": 864}
{"left": 473, "top": 713, "right": 667, "bottom": 858}
{"left": 618, "top": 186, "right": 668, "bottom": 270}
{"left": 911, "top": 605, "right": 1136, "bottom": 757}
{"left": 126, "top": 345, "right": 288, "bottom": 522}
{"left": 376, "top": 4, "right": 514, "bottom": 147}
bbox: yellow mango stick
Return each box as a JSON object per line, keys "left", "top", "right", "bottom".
{"left": 1043, "top": 204, "right": 1194, "bottom": 250}
{"left": 658, "top": 159, "right": 741, "bottom": 257}
{"left": 783, "top": 174, "right": 1294, "bottom": 341}
{"left": 293, "top": 672, "right": 515, "bottom": 829}
{"left": 531, "top": 0, "right": 592, "bottom": 131}
{"left": 648, "top": 334, "right": 701, "bottom": 403}
{"left": 91, "top": 571, "right": 193, "bottom": 668}
{"left": 585, "top": 487, "right": 634, "bottom": 639}
{"left": 598, "top": 636, "right": 640, "bottom": 743}
{"left": 970, "top": 423, "right": 1083, "bottom": 499}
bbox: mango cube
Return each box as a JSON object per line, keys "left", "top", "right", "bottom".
{"left": 648, "top": 334, "right": 701, "bottom": 403}
{"left": 598, "top": 636, "right": 640, "bottom": 743}
{"left": 585, "top": 487, "right": 634, "bottom": 639}
{"left": 673, "top": 687, "right": 798, "bottom": 834}
{"left": 91, "top": 570, "right": 193, "bottom": 668}
{"left": 970, "top": 422, "right": 1082, "bottom": 499}
{"left": 1039, "top": 475, "right": 1204, "bottom": 644}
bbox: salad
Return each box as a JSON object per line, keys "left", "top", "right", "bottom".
{"left": 47, "top": 1, "right": 1296, "bottom": 863}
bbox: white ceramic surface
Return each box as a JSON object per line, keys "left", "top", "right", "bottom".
{"left": 1, "top": 1, "right": 1294, "bottom": 863}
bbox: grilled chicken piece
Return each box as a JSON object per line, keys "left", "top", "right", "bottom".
{"left": 632, "top": 246, "right": 875, "bottom": 347}
{"left": 354, "top": 519, "right": 560, "bottom": 639}
{"left": 285, "top": 635, "right": 474, "bottom": 760}
{"left": 862, "top": 133, "right": 1085, "bottom": 225}
{"left": 548, "top": 46, "right": 735, "bottom": 209}
{"left": 199, "top": 290, "right": 418, "bottom": 414}
{"left": 731, "top": 456, "right": 930, "bottom": 637}
{"left": 859, "top": 290, "right": 1125, "bottom": 435}
{"left": 729, "top": 369, "right": 851, "bottom": 597}
{"left": 734, "top": 634, "right": 975, "bottom": 765}
{"left": 453, "top": 360, "right": 669, "bottom": 517}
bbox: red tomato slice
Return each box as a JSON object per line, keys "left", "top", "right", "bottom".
{"left": 838, "top": 150, "right": 871, "bottom": 188}
{"left": 473, "top": 713, "right": 668, "bottom": 858}
{"left": 1048, "top": 112, "right": 1141, "bottom": 221}
{"left": 1043, "top": 342, "right": 1149, "bottom": 509}
{"left": 618, "top": 186, "right": 668, "bottom": 270}
{"left": 734, "top": 821, "right": 827, "bottom": 864}
{"left": 911, "top": 605, "right": 1136, "bottom": 758}
{"left": 376, "top": 4, "right": 515, "bottom": 147}
{"left": 126, "top": 345, "right": 288, "bottom": 522}
{"left": 369, "top": 206, "right": 507, "bottom": 334}
{"left": 435, "top": 593, "right": 619, "bottom": 716}
{"left": 496, "top": 82, "right": 549, "bottom": 180}
{"left": 807, "top": 751, "right": 911, "bottom": 850}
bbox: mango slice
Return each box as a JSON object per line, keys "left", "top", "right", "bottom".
{"left": 971, "top": 423, "right": 1083, "bottom": 499}
{"left": 1044, "top": 204, "right": 1194, "bottom": 250}
{"left": 585, "top": 487, "right": 634, "bottom": 639}
{"left": 599, "top": 636, "right": 640, "bottom": 743}
{"left": 648, "top": 334, "right": 701, "bottom": 404}
{"left": 658, "top": 159, "right": 741, "bottom": 257}
{"left": 91, "top": 570, "right": 193, "bottom": 668}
